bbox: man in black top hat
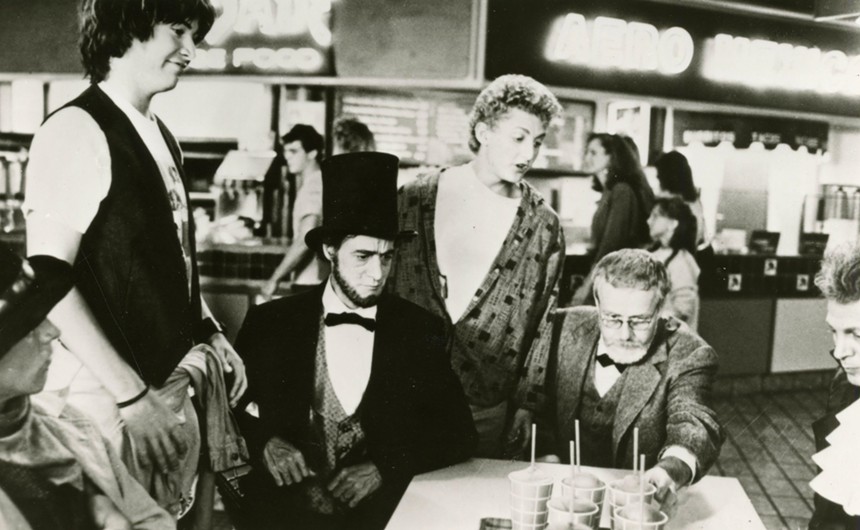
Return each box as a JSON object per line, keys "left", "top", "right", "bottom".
{"left": 0, "top": 246, "right": 172, "bottom": 529}
{"left": 233, "top": 152, "right": 477, "bottom": 530}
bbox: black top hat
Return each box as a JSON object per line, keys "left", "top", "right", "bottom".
{"left": 305, "top": 152, "right": 411, "bottom": 250}
{"left": 0, "top": 246, "right": 74, "bottom": 358}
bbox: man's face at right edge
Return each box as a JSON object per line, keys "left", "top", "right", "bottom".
{"left": 826, "top": 299, "right": 860, "bottom": 386}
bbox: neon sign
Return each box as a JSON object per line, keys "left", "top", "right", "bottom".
{"left": 191, "top": 0, "right": 333, "bottom": 74}
{"left": 703, "top": 33, "right": 860, "bottom": 97}
{"left": 545, "top": 13, "right": 694, "bottom": 75}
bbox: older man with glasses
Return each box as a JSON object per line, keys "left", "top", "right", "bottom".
{"left": 538, "top": 249, "right": 723, "bottom": 514}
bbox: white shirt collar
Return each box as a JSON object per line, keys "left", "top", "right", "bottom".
{"left": 322, "top": 278, "right": 378, "bottom": 320}
{"left": 98, "top": 81, "right": 157, "bottom": 125}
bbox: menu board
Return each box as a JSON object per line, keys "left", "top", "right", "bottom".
{"left": 339, "top": 90, "right": 474, "bottom": 166}
{"left": 339, "top": 89, "right": 594, "bottom": 171}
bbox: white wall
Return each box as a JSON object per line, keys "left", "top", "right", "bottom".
{"left": 820, "top": 126, "right": 860, "bottom": 187}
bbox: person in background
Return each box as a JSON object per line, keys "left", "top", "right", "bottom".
{"left": 655, "top": 151, "right": 714, "bottom": 271}
{"left": 332, "top": 116, "right": 376, "bottom": 155}
{"left": 647, "top": 196, "right": 701, "bottom": 330}
{"left": 807, "top": 244, "right": 860, "bottom": 529}
{"left": 655, "top": 151, "right": 705, "bottom": 247}
{"left": 235, "top": 153, "right": 476, "bottom": 530}
{"left": 261, "top": 124, "right": 330, "bottom": 300}
{"left": 388, "top": 74, "right": 565, "bottom": 458}
{"left": 24, "top": 0, "right": 246, "bottom": 516}
{"left": 0, "top": 248, "right": 172, "bottom": 530}
{"left": 572, "top": 133, "right": 655, "bottom": 305}
{"left": 541, "top": 249, "right": 723, "bottom": 515}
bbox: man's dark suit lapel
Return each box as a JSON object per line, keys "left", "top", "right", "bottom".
{"left": 612, "top": 329, "right": 668, "bottom": 459}
{"left": 368, "top": 294, "right": 397, "bottom": 380}
{"left": 285, "top": 286, "right": 326, "bottom": 402}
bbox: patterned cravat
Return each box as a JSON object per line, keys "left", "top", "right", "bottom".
{"left": 324, "top": 312, "right": 376, "bottom": 332}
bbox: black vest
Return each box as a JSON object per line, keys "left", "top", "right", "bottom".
{"left": 56, "top": 85, "right": 202, "bottom": 386}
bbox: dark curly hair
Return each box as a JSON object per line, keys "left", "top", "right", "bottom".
{"left": 468, "top": 74, "right": 562, "bottom": 154}
{"left": 282, "top": 124, "right": 324, "bottom": 163}
{"left": 651, "top": 196, "right": 698, "bottom": 254}
{"left": 79, "top": 0, "right": 216, "bottom": 83}
{"left": 587, "top": 133, "right": 648, "bottom": 193}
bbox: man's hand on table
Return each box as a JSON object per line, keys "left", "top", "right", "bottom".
{"left": 119, "top": 390, "right": 188, "bottom": 474}
{"left": 645, "top": 456, "right": 693, "bottom": 516}
{"left": 264, "top": 437, "right": 315, "bottom": 487}
{"left": 207, "top": 331, "right": 248, "bottom": 407}
{"left": 504, "top": 408, "right": 534, "bottom": 458}
{"left": 328, "top": 462, "right": 382, "bottom": 508}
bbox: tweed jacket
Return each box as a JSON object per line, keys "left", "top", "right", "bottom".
{"left": 542, "top": 307, "right": 723, "bottom": 482}
{"left": 235, "top": 286, "right": 477, "bottom": 487}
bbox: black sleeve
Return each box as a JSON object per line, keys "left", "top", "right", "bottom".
{"left": 370, "top": 313, "right": 477, "bottom": 485}
{"left": 233, "top": 305, "right": 270, "bottom": 460}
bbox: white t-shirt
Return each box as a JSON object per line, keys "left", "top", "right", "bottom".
{"left": 292, "top": 168, "right": 327, "bottom": 285}
{"left": 434, "top": 163, "right": 519, "bottom": 322}
{"left": 25, "top": 83, "right": 191, "bottom": 293}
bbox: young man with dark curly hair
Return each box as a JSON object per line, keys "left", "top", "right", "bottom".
{"left": 24, "top": 0, "right": 247, "bottom": 517}
{"left": 388, "top": 74, "right": 565, "bottom": 458}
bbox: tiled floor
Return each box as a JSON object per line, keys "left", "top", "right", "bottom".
{"left": 711, "top": 389, "right": 828, "bottom": 530}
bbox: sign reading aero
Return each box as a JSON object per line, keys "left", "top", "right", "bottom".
{"left": 545, "top": 11, "right": 860, "bottom": 98}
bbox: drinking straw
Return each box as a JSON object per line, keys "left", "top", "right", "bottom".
{"left": 633, "top": 427, "right": 639, "bottom": 475}
{"left": 569, "top": 440, "right": 576, "bottom": 481}
{"left": 569, "top": 440, "right": 576, "bottom": 526}
{"left": 639, "top": 454, "right": 646, "bottom": 524}
{"left": 574, "top": 419, "right": 581, "bottom": 474}
{"left": 530, "top": 423, "right": 536, "bottom": 469}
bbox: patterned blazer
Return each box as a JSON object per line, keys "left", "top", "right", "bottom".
{"left": 541, "top": 307, "right": 723, "bottom": 482}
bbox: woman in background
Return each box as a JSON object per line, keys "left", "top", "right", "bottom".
{"left": 572, "top": 133, "right": 654, "bottom": 304}
{"left": 655, "top": 151, "right": 713, "bottom": 268}
{"left": 648, "top": 196, "right": 701, "bottom": 330}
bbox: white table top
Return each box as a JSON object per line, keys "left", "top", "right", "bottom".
{"left": 386, "top": 459, "right": 765, "bottom": 530}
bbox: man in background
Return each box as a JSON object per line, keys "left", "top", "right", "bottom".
{"left": 261, "top": 124, "right": 329, "bottom": 299}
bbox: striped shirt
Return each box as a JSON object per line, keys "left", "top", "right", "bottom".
{"left": 388, "top": 170, "right": 564, "bottom": 412}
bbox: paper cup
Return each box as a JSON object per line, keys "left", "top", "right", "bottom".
{"left": 546, "top": 497, "right": 599, "bottom": 529}
{"left": 560, "top": 475, "right": 607, "bottom": 506}
{"left": 509, "top": 468, "right": 554, "bottom": 498}
{"left": 511, "top": 493, "right": 552, "bottom": 512}
{"left": 510, "top": 507, "right": 549, "bottom": 525}
{"left": 607, "top": 478, "right": 655, "bottom": 508}
{"left": 613, "top": 504, "right": 668, "bottom": 530}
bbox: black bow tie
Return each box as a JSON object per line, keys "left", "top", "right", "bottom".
{"left": 324, "top": 312, "right": 376, "bottom": 332}
{"left": 596, "top": 353, "right": 628, "bottom": 373}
